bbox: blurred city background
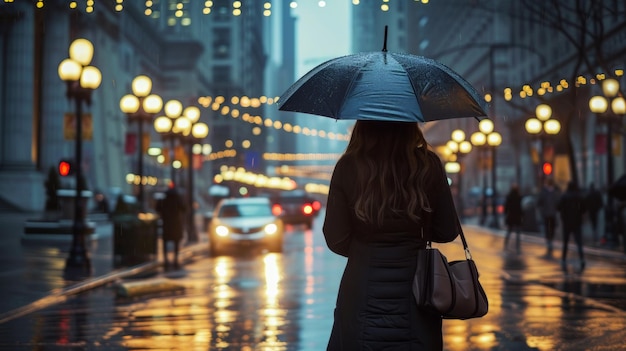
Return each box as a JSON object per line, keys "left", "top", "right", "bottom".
{"left": 1, "top": 1, "right": 625, "bottom": 232}
{"left": 1, "top": 1, "right": 626, "bottom": 350}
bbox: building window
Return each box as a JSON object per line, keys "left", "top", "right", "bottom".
{"left": 214, "top": 65, "right": 231, "bottom": 83}
{"left": 213, "top": 28, "right": 231, "bottom": 59}
{"left": 215, "top": 2, "right": 230, "bottom": 22}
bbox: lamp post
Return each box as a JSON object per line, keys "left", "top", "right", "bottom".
{"left": 525, "top": 104, "right": 561, "bottom": 185}
{"left": 589, "top": 78, "right": 626, "bottom": 246}
{"left": 57, "top": 38, "right": 102, "bottom": 276}
{"left": 154, "top": 103, "right": 208, "bottom": 243}
{"left": 180, "top": 107, "right": 209, "bottom": 243}
{"left": 154, "top": 99, "right": 184, "bottom": 184}
{"left": 471, "top": 119, "right": 502, "bottom": 228}
{"left": 120, "top": 75, "right": 163, "bottom": 212}
{"left": 445, "top": 129, "right": 472, "bottom": 220}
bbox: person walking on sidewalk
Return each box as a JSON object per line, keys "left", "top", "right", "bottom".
{"left": 504, "top": 184, "right": 523, "bottom": 253}
{"left": 156, "top": 186, "right": 187, "bottom": 270}
{"left": 558, "top": 181, "right": 587, "bottom": 272}
{"left": 537, "top": 178, "right": 561, "bottom": 257}
{"left": 584, "top": 183, "right": 603, "bottom": 244}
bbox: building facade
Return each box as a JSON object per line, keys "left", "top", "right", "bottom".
{"left": 0, "top": 0, "right": 270, "bottom": 211}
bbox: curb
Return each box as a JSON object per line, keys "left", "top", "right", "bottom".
{"left": 0, "top": 240, "right": 207, "bottom": 325}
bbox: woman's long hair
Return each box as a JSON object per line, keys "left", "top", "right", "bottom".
{"left": 343, "top": 120, "right": 432, "bottom": 225}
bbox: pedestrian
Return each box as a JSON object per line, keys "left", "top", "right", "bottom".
{"left": 584, "top": 182, "right": 603, "bottom": 243}
{"left": 323, "top": 120, "right": 461, "bottom": 350}
{"left": 503, "top": 184, "right": 523, "bottom": 253}
{"left": 93, "top": 190, "right": 110, "bottom": 217}
{"left": 156, "top": 186, "right": 186, "bottom": 269}
{"left": 558, "top": 181, "right": 586, "bottom": 272}
{"left": 537, "top": 178, "right": 561, "bottom": 257}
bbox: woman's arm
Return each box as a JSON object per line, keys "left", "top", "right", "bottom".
{"left": 427, "top": 152, "right": 461, "bottom": 243}
{"left": 322, "top": 158, "right": 353, "bottom": 257}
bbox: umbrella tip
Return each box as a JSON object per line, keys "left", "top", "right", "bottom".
{"left": 382, "top": 25, "right": 388, "bottom": 52}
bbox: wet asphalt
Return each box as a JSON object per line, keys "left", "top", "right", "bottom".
{"left": 0, "top": 211, "right": 626, "bottom": 350}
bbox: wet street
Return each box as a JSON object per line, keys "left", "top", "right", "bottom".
{"left": 1, "top": 211, "right": 626, "bottom": 350}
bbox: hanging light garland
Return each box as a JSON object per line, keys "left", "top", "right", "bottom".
{"left": 13, "top": 2, "right": 622, "bottom": 108}
{"left": 197, "top": 95, "right": 351, "bottom": 141}
{"left": 14, "top": 0, "right": 432, "bottom": 13}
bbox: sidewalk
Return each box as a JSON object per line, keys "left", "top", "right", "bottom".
{"left": 462, "top": 215, "right": 626, "bottom": 261}
{"left": 0, "top": 212, "right": 209, "bottom": 323}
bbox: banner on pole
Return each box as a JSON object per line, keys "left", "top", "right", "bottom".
{"left": 63, "top": 113, "right": 93, "bottom": 140}
{"left": 125, "top": 133, "right": 136, "bottom": 155}
{"left": 594, "top": 133, "right": 621, "bottom": 155}
{"left": 193, "top": 154, "right": 203, "bottom": 170}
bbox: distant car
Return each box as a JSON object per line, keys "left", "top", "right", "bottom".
{"left": 208, "top": 197, "right": 284, "bottom": 255}
{"left": 271, "top": 190, "right": 321, "bottom": 229}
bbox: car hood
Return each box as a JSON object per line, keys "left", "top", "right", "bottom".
{"left": 215, "top": 216, "right": 277, "bottom": 227}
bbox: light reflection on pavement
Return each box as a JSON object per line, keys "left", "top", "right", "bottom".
{"left": 0, "top": 213, "right": 626, "bottom": 350}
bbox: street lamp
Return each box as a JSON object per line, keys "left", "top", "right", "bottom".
{"left": 154, "top": 103, "right": 208, "bottom": 243}
{"left": 179, "top": 106, "right": 209, "bottom": 243}
{"left": 589, "top": 78, "right": 626, "bottom": 246}
{"left": 120, "top": 75, "right": 163, "bottom": 212}
{"left": 154, "top": 99, "right": 184, "bottom": 184}
{"left": 525, "top": 104, "right": 561, "bottom": 184}
{"left": 445, "top": 129, "right": 472, "bottom": 220}
{"left": 471, "top": 119, "right": 502, "bottom": 228}
{"left": 57, "top": 38, "right": 102, "bottom": 276}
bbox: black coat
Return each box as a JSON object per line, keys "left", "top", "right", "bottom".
{"left": 504, "top": 190, "right": 523, "bottom": 226}
{"left": 558, "top": 188, "right": 586, "bottom": 229}
{"left": 323, "top": 150, "right": 460, "bottom": 350}
{"left": 156, "top": 189, "right": 186, "bottom": 242}
{"left": 584, "top": 189, "right": 603, "bottom": 214}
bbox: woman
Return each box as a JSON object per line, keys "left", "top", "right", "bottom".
{"left": 503, "top": 184, "right": 523, "bottom": 253}
{"left": 323, "top": 120, "right": 461, "bottom": 350}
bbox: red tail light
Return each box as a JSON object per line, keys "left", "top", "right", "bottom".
{"left": 272, "top": 204, "right": 283, "bottom": 216}
{"left": 302, "top": 204, "right": 314, "bottom": 215}
{"left": 312, "top": 200, "right": 321, "bottom": 211}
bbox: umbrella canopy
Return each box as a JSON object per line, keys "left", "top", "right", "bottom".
{"left": 278, "top": 51, "right": 488, "bottom": 122}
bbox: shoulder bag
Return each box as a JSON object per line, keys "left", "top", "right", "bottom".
{"left": 412, "top": 225, "right": 488, "bottom": 320}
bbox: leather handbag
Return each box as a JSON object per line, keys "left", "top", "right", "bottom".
{"left": 412, "top": 226, "right": 488, "bottom": 320}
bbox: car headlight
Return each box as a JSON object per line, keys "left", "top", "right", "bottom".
{"left": 264, "top": 223, "right": 278, "bottom": 235}
{"left": 215, "top": 225, "right": 230, "bottom": 237}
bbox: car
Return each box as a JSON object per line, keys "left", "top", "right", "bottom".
{"left": 270, "top": 190, "right": 322, "bottom": 229}
{"left": 207, "top": 197, "right": 284, "bottom": 255}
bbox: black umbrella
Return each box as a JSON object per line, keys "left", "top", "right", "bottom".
{"left": 278, "top": 28, "right": 488, "bottom": 122}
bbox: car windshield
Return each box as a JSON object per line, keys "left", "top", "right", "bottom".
{"left": 219, "top": 204, "right": 272, "bottom": 218}
{"left": 275, "top": 191, "right": 311, "bottom": 203}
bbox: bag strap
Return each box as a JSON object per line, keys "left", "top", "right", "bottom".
{"left": 456, "top": 220, "right": 473, "bottom": 260}
{"left": 424, "top": 215, "right": 473, "bottom": 260}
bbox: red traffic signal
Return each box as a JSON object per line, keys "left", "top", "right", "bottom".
{"left": 542, "top": 162, "right": 553, "bottom": 175}
{"left": 58, "top": 160, "right": 74, "bottom": 176}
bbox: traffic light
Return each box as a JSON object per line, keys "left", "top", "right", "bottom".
{"left": 542, "top": 162, "right": 553, "bottom": 176}
{"left": 58, "top": 159, "right": 75, "bottom": 176}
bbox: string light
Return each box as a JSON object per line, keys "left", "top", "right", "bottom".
{"left": 263, "top": 1, "right": 271, "bottom": 16}
{"left": 7, "top": 3, "right": 622, "bottom": 107}
{"left": 10, "top": 0, "right": 433, "bottom": 13}
{"left": 197, "top": 95, "right": 351, "bottom": 141}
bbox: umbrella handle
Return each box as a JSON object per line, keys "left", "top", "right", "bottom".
{"left": 382, "top": 25, "right": 388, "bottom": 52}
